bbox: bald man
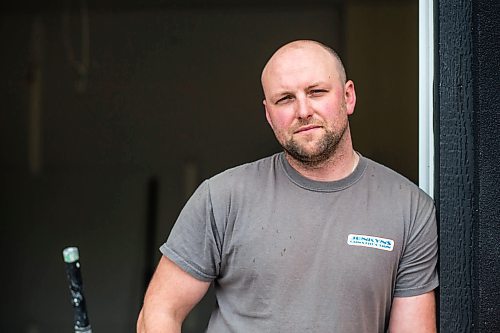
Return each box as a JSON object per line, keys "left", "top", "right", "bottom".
{"left": 137, "top": 40, "right": 438, "bottom": 333}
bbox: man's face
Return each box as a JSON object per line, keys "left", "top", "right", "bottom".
{"left": 262, "top": 44, "right": 355, "bottom": 166}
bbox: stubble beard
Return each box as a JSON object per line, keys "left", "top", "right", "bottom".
{"left": 282, "top": 124, "right": 347, "bottom": 168}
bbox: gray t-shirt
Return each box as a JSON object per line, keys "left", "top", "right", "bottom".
{"left": 161, "top": 153, "right": 438, "bottom": 332}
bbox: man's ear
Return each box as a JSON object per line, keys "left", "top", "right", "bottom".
{"left": 263, "top": 99, "right": 274, "bottom": 130}
{"left": 344, "top": 80, "right": 356, "bottom": 116}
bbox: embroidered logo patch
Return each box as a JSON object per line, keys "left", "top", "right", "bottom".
{"left": 347, "top": 234, "right": 394, "bottom": 251}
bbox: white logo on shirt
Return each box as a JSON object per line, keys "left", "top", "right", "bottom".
{"left": 347, "top": 234, "right": 394, "bottom": 251}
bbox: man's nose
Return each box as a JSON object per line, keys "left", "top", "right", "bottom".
{"left": 296, "top": 97, "right": 313, "bottom": 119}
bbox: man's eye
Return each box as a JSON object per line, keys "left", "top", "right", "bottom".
{"left": 310, "top": 89, "right": 327, "bottom": 96}
{"left": 276, "top": 95, "right": 292, "bottom": 104}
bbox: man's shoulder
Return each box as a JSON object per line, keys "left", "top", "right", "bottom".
{"left": 361, "top": 155, "right": 432, "bottom": 201}
{"left": 362, "top": 156, "right": 411, "bottom": 181}
{"left": 207, "top": 153, "right": 281, "bottom": 188}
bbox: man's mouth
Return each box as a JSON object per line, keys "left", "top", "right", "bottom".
{"left": 294, "top": 125, "right": 322, "bottom": 134}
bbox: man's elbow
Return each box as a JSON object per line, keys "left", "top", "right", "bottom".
{"left": 135, "top": 304, "right": 183, "bottom": 333}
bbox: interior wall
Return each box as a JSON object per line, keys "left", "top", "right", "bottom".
{"left": 0, "top": 6, "right": 341, "bottom": 333}
{"left": 346, "top": 1, "right": 419, "bottom": 184}
{"left": 0, "top": 1, "right": 418, "bottom": 332}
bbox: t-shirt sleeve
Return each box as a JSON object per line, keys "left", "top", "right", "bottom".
{"left": 394, "top": 191, "right": 439, "bottom": 297}
{"left": 160, "top": 180, "right": 222, "bottom": 282}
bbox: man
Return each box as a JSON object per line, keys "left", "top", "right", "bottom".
{"left": 137, "top": 40, "right": 438, "bottom": 332}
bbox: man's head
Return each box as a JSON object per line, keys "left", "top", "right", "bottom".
{"left": 261, "top": 40, "right": 356, "bottom": 167}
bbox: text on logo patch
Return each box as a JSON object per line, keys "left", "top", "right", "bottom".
{"left": 347, "top": 234, "right": 394, "bottom": 251}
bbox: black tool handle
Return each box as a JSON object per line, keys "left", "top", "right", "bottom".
{"left": 63, "top": 247, "right": 92, "bottom": 333}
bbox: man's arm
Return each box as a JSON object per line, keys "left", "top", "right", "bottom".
{"left": 388, "top": 290, "right": 437, "bottom": 333}
{"left": 137, "top": 256, "right": 211, "bottom": 333}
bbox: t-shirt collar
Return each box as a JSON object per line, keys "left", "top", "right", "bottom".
{"left": 279, "top": 152, "right": 367, "bottom": 192}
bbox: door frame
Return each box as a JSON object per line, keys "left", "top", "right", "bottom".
{"left": 418, "top": 0, "right": 434, "bottom": 197}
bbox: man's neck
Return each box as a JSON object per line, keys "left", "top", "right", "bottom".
{"left": 285, "top": 148, "right": 359, "bottom": 182}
